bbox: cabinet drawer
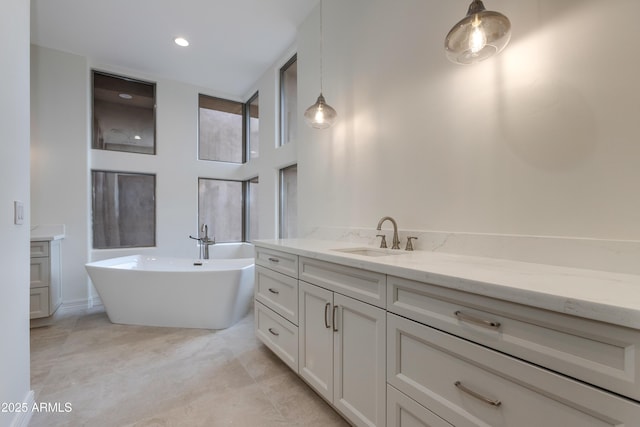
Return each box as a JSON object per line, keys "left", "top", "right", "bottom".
{"left": 30, "top": 241, "right": 49, "bottom": 257}
{"left": 299, "top": 257, "right": 386, "bottom": 308}
{"left": 387, "top": 385, "right": 453, "bottom": 427}
{"left": 30, "top": 287, "right": 49, "bottom": 319}
{"left": 388, "top": 313, "right": 640, "bottom": 427}
{"left": 255, "top": 302, "right": 298, "bottom": 372}
{"left": 255, "top": 247, "right": 298, "bottom": 278}
{"left": 30, "top": 257, "right": 50, "bottom": 288}
{"left": 388, "top": 275, "right": 640, "bottom": 401}
{"left": 255, "top": 266, "right": 298, "bottom": 325}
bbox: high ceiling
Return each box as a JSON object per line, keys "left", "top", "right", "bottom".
{"left": 30, "top": 0, "right": 318, "bottom": 97}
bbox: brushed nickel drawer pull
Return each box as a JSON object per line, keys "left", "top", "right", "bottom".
{"left": 332, "top": 305, "right": 339, "bottom": 332}
{"left": 268, "top": 257, "right": 280, "bottom": 263}
{"left": 324, "top": 303, "right": 331, "bottom": 328}
{"left": 268, "top": 328, "right": 279, "bottom": 336}
{"left": 455, "top": 381, "right": 502, "bottom": 407}
{"left": 454, "top": 310, "right": 501, "bottom": 330}
{"left": 268, "top": 288, "right": 280, "bottom": 295}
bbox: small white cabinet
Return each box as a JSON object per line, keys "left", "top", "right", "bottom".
{"left": 30, "top": 239, "right": 62, "bottom": 319}
{"left": 299, "top": 280, "right": 386, "bottom": 427}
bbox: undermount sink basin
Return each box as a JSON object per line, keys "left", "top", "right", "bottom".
{"left": 332, "top": 247, "right": 407, "bottom": 257}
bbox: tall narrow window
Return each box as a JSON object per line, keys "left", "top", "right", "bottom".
{"left": 279, "top": 165, "right": 297, "bottom": 238}
{"left": 199, "top": 95, "right": 244, "bottom": 162}
{"left": 198, "top": 178, "right": 244, "bottom": 242}
{"left": 246, "top": 177, "right": 259, "bottom": 241}
{"left": 92, "top": 71, "right": 156, "bottom": 155}
{"left": 92, "top": 171, "right": 156, "bottom": 249}
{"left": 279, "top": 55, "right": 297, "bottom": 147}
{"left": 246, "top": 92, "right": 259, "bottom": 159}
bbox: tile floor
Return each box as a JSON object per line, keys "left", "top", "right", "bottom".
{"left": 29, "top": 306, "right": 349, "bottom": 427}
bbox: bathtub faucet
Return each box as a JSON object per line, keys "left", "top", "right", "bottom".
{"left": 189, "top": 224, "right": 216, "bottom": 259}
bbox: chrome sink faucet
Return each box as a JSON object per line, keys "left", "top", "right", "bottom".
{"left": 376, "top": 216, "right": 401, "bottom": 249}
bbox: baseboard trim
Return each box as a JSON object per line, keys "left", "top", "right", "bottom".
{"left": 10, "top": 390, "right": 34, "bottom": 427}
{"left": 57, "top": 298, "right": 103, "bottom": 314}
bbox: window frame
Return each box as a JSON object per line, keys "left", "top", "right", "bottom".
{"left": 197, "top": 94, "right": 245, "bottom": 163}
{"left": 279, "top": 164, "right": 297, "bottom": 239}
{"left": 91, "top": 70, "right": 157, "bottom": 155}
{"left": 197, "top": 177, "right": 246, "bottom": 243}
{"left": 245, "top": 176, "right": 259, "bottom": 242}
{"left": 279, "top": 54, "right": 297, "bottom": 147}
{"left": 91, "top": 169, "right": 157, "bottom": 249}
{"left": 245, "top": 91, "right": 259, "bottom": 160}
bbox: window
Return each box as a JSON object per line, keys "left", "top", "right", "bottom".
{"left": 198, "top": 95, "right": 244, "bottom": 162}
{"left": 92, "top": 71, "right": 156, "bottom": 155}
{"left": 246, "top": 92, "right": 259, "bottom": 159}
{"left": 279, "top": 165, "right": 297, "bottom": 238}
{"left": 198, "top": 178, "right": 244, "bottom": 242}
{"left": 92, "top": 171, "right": 156, "bottom": 249}
{"left": 246, "top": 177, "right": 259, "bottom": 241}
{"left": 279, "top": 55, "right": 297, "bottom": 146}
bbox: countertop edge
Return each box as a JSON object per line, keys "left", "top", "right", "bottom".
{"left": 254, "top": 239, "right": 640, "bottom": 329}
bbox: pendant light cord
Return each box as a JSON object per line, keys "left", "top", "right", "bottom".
{"left": 320, "top": 0, "right": 324, "bottom": 94}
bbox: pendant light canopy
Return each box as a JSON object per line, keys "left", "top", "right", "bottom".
{"left": 445, "top": 0, "right": 511, "bottom": 65}
{"left": 304, "top": 0, "right": 337, "bottom": 129}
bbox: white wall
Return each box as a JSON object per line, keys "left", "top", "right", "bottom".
{"left": 0, "top": 0, "right": 32, "bottom": 426}
{"left": 33, "top": 0, "right": 640, "bottom": 305}
{"left": 297, "top": 0, "right": 640, "bottom": 242}
{"left": 31, "top": 45, "right": 90, "bottom": 304}
{"left": 30, "top": 44, "right": 299, "bottom": 304}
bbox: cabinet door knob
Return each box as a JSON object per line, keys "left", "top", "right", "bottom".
{"left": 324, "top": 302, "right": 331, "bottom": 328}
{"left": 454, "top": 381, "right": 502, "bottom": 407}
{"left": 332, "top": 305, "right": 339, "bottom": 332}
{"left": 454, "top": 310, "right": 501, "bottom": 330}
{"left": 268, "top": 288, "right": 280, "bottom": 295}
{"left": 268, "top": 257, "right": 280, "bottom": 263}
{"left": 268, "top": 327, "right": 279, "bottom": 336}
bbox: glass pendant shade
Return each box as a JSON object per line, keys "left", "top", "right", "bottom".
{"left": 445, "top": 0, "right": 511, "bottom": 65}
{"left": 304, "top": 93, "right": 337, "bottom": 129}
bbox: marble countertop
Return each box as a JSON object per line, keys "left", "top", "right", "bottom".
{"left": 31, "top": 224, "right": 66, "bottom": 241}
{"left": 255, "top": 238, "right": 640, "bottom": 329}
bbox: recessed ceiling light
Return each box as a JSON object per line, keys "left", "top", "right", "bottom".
{"left": 174, "top": 37, "right": 189, "bottom": 47}
{"left": 119, "top": 93, "right": 133, "bottom": 99}
{"left": 134, "top": 135, "right": 142, "bottom": 140}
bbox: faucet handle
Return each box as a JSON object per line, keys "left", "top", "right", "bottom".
{"left": 376, "top": 234, "right": 387, "bottom": 249}
{"left": 405, "top": 236, "right": 418, "bottom": 251}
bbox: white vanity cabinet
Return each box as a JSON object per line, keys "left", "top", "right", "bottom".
{"left": 387, "top": 313, "right": 639, "bottom": 427}
{"left": 298, "top": 280, "right": 386, "bottom": 427}
{"left": 386, "top": 276, "right": 640, "bottom": 427}
{"left": 254, "top": 246, "right": 387, "bottom": 427}
{"left": 30, "top": 239, "right": 62, "bottom": 319}
{"left": 254, "top": 241, "right": 640, "bottom": 427}
{"left": 254, "top": 247, "right": 300, "bottom": 371}
{"left": 297, "top": 255, "right": 387, "bottom": 427}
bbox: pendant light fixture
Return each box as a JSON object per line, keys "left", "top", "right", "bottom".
{"left": 445, "top": 0, "right": 511, "bottom": 65}
{"left": 304, "top": 0, "right": 337, "bottom": 129}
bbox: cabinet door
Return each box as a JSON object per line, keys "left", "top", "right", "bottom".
{"left": 334, "top": 293, "right": 386, "bottom": 427}
{"left": 299, "top": 281, "right": 334, "bottom": 402}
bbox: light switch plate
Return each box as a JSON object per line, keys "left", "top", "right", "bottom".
{"left": 14, "top": 201, "right": 24, "bottom": 225}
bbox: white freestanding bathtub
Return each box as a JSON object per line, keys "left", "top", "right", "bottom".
{"left": 85, "top": 243, "right": 255, "bottom": 329}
